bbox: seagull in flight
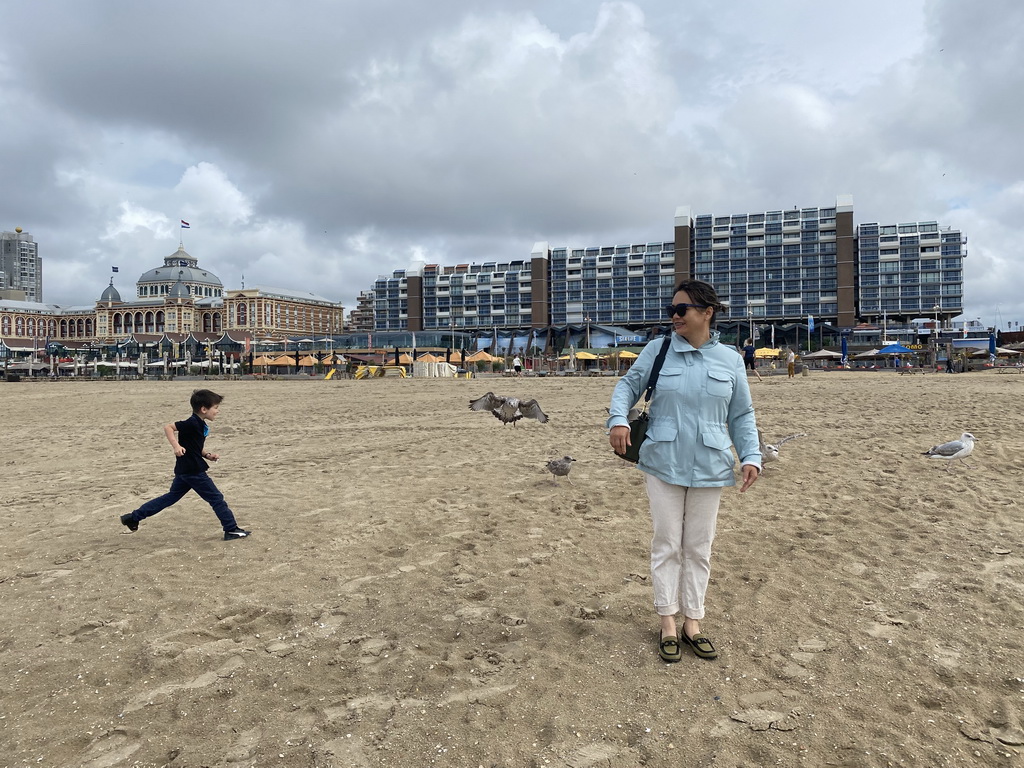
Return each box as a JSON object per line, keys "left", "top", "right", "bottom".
{"left": 758, "top": 430, "right": 807, "bottom": 464}
{"left": 469, "top": 392, "right": 549, "bottom": 425}
{"left": 922, "top": 432, "right": 976, "bottom": 469}
{"left": 545, "top": 455, "right": 576, "bottom": 484}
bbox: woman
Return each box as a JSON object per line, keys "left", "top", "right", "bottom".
{"left": 607, "top": 280, "right": 761, "bottom": 662}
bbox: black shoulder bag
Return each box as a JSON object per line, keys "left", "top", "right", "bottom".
{"left": 614, "top": 336, "right": 672, "bottom": 463}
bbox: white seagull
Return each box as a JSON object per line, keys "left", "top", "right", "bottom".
{"left": 545, "top": 455, "right": 576, "bottom": 484}
{"left": 922, "top": 432, "right": 976, "bottom": 469}
{"left": 758, "top": 430, "right": 807, "bottom": 464}
{"left": 469, "top": 392, "right": 549, "bottom": 426}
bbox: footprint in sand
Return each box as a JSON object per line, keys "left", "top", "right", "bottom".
{"left": 223, "top": 727, "right": 262, "bottom": 764}
{"left": 122, "top": 656, "right": 244, "bottom": 714}
{"left": 74, "top": 730, "right": 141, "bottom": 768}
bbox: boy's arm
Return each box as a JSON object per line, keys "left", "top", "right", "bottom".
{"left": 164, "top": 423, "right": 185, "bottom": 456}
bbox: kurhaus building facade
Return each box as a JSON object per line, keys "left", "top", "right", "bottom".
{"left": 0, "top": 243, "right": 345, "bottom": 351}
{"left": 371, "top": 196, "right": 966, "bottom": 334}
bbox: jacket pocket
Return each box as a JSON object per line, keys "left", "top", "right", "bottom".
{"left": 706, "top": 370, "right": 733, "bottom": 399}
{"left": 640, "top": 421, "right": 678, "bottom": 467}
{"left": 656, "top": 369, "right": 683, "bottom": 391}
{"left": 701, "top": 430, "right": 732, "bottom": 451}
{"left": 647, "top": 422, "right": 678, "bottom": 442}
{"left": 699, "top": 430, "right": 736, "bottom": 480}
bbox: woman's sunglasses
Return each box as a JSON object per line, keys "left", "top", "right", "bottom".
{"left": 665, "top": 302, "right": 709, "bottom": 317}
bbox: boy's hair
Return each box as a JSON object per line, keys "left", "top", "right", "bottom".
{"left": 191, "top": 389, "right": 224, "bottom": 412}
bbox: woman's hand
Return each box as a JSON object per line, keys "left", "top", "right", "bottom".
{"left": 739, "top": 464, "right": 759, "bottom": 493}
{"left": 609, "top": 425, "right": 631, "bottom": 454}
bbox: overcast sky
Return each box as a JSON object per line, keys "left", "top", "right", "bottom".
{"left": 2, "top": 0, "right": 1021, "bottom": 327}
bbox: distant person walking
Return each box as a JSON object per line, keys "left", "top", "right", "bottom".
{"left": 742, "top": 339, "right": 762, "bottom": 381}
{"left": 787, "top": 348, "right": 796, "bottom": 378}
{"left": 512, "top": 355, "right": 523, "bottom": 376}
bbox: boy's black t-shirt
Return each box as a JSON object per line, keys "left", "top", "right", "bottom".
{"left": 174, "top": 413, "right": 211, "bottom": 475}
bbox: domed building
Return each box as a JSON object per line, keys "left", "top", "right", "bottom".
{"left": 0, "top": 233, "right": 345, "bottom": 358}
{"left": 136, "top": 245, "right": 224, "bottom": 300}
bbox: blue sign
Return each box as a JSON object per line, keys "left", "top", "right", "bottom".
{"left": 615, "top": 335, "right": 645, "bottom": 345}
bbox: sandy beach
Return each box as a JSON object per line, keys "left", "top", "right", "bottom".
{"left": 1, "top": 370, "right": 1023, "bottom": 767}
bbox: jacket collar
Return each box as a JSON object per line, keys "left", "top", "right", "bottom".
{"left": 671, "top": 329, "right": 721, "bottom": 353}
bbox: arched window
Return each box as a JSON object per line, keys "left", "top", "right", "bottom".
{"left": 145, "top": 312, "right": 155, "bottom": 333}
{"left": 85, "top": 319, "right": 94, "bottom": 336}
{"left": 113, "top": 314, "right": 122, "bottom": 334}
{"left": 27, "top": 318, "right": 37, "bottom": 336}
{"left": 16, "top": 317, "right": 25, "bottom": 335}
{"left": 2, "top": 316, "right": 11, "bottom": 335}
{"left": 156, "top": 311, "right": 165, "bottom": 333}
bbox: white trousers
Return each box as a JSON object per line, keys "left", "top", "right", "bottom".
{"left": 645, "top": 474, "right": 723, "bottom": 619}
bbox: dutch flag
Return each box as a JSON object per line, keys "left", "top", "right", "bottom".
{"left": 180, "top": 220, "right": 190, "bottom": 229}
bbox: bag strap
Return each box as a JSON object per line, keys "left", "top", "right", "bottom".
{"left": 642, "top": 335, "right": 672, "bottom": 404}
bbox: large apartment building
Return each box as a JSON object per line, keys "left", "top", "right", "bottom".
{"left": 855, "top": 220, "right": 966, "bottom": 323}
{"left": 370, "top": 196, "right": 966, "bottom": 333}
{"left": 0, "top": 228, "right": 42, "bottom": 302}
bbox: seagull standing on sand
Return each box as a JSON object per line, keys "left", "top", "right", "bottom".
{"left": 922, "top": 432, "right": 976, "bottom": 469}
{"left": 545, "top": 455, "right": 576, "bottom": 485}
{"left": 469, "top": 392, "right": 549, "bottom": 425}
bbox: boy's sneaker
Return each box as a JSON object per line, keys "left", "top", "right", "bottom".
{"left": 224, "top": 528, "right": 251, "bottom": 541}
{"left": 120, "top": 513, "right": 139, "bottom": 533}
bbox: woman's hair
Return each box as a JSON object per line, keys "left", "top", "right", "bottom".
{"left": 673, "top": 279, "right": 726, "bottom": 324}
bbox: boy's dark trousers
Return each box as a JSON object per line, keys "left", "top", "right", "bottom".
{"left": 129, "top": 473, "right": 238, "bottom": 531}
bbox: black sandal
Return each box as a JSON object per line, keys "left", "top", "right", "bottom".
{"left": 659, "top": 634, "right": 682, "bottom": 663}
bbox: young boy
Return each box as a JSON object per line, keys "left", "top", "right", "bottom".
{"left": 120, "top": 389, "right": 250, "bottom": 541}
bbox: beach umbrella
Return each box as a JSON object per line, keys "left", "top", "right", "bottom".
{"left": 297, "top": 354, "right": 318, "bottom": 366}
{"left": 878, "top": 343, "right": 915, "bottom": 355}
{"left": 754, "top": 347, "right": 781, "bottom": 358}
{"left": 841, "top": 336, "right": 848, "bottom": 366}
{"left": 970, "top": 346, "right": 1019, "bottom": 357}
{"left": 801, "top": 349, "right": 843, "bottom": 360}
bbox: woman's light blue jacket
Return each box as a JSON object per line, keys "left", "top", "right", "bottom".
{"left": 607, "top": 330, "right": 761, "bottom": 487}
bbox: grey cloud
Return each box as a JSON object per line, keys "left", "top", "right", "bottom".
{"left": 1, "top": 0, "right": 1022, "bottom": 325}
